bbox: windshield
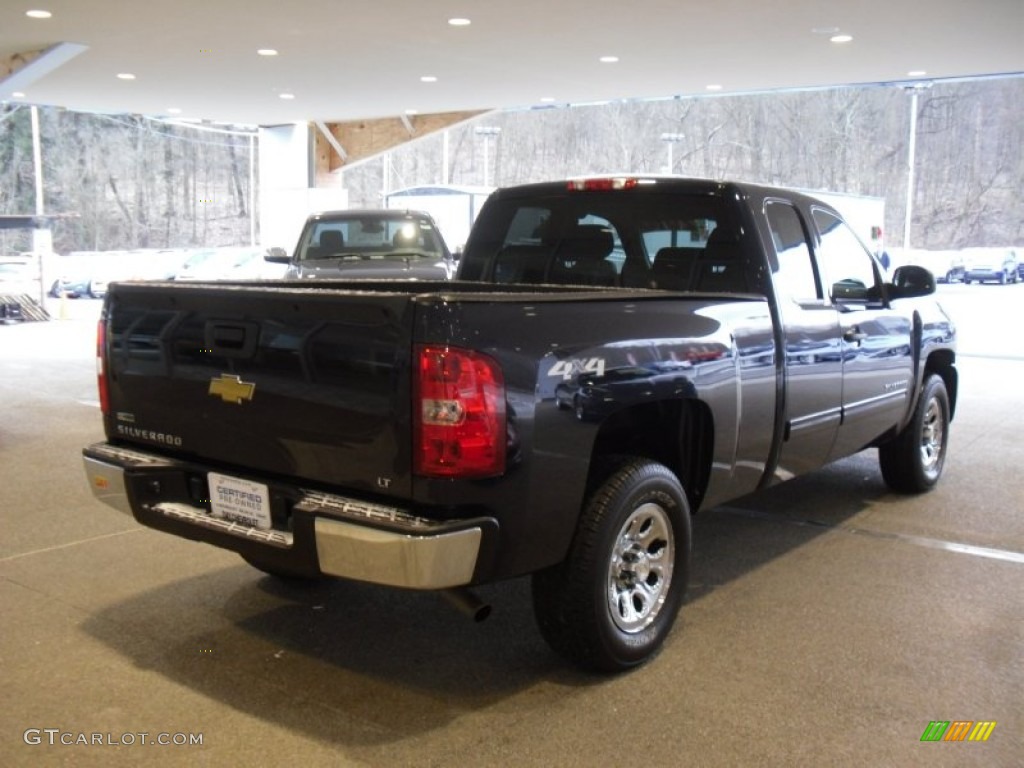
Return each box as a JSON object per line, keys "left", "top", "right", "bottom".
{"left": 298, "top": 215, "right": 445, "bottom": 262}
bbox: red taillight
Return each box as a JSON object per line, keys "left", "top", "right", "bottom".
{"left": 414, "top": 345, "right": 506, "bottom": 478}
{"left": 96, "top": 319, "right": 109, "bottom": 415}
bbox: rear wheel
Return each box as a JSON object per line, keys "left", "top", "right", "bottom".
{"left": 879, "top": 374, "right": 950, "bottom": 493}
{"left": 532, "top": 458, "right": 691, "bottom": 672}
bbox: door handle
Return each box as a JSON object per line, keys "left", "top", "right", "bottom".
{"left": 844, "top": 327, "right": 868, "bottom": 344}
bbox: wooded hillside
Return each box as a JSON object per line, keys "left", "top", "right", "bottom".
{"left": 355, "top": 77, "right": 1024, "bottom": 250}
{"left": 1, "top": 77, "right": 1020, "bottom": 255}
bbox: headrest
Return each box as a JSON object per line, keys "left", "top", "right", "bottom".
{"left": 319, "top": 230, "right": 344, "bottom": 250}
{"left": 561, "top": 225, "right": 614, "bottom": 261}
{"left": 653, "top": 247, "right": 699, "bottom": 272}
{"left": 703, "top": 226, "right": 740, "bottom": 261}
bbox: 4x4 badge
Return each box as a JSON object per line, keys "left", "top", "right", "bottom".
{"left": 209, "top": 374, "right": 255, "bottom": 404}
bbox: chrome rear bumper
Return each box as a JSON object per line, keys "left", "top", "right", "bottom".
{"left": 82, "top": 445, "right": 484, "bottom": 590}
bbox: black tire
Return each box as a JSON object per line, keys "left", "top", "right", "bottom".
{"left": 532, "top": 458, "right": 691, "bottom": 672}
{"left": 240, "top": 553, "right": 322, "bottom": 583}
{"left": 879, "top": 374, "right": 950, "bottom": 493}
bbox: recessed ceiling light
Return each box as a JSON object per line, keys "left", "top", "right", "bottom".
{"left": 706, "top": 84, "right": 723, "bottom": 91}
{"left": 420, "top": 75, "right": 438, "bottom": 83}
{"left": 279, "top": 93, "right": 295, "bottom": 100}
{"left": 167, "top": 107, "right": 182, "bottom": 114}
{"left": 539, "top": 97, "right": 556, "bottom": 103}
{"left": 448, "top": 18, "right": 471, "bottom": 27}
{"left": 26, "top": 10, "right": 52, "bottom": 19}
{"left": 116, "top": 73, "right": 136, "bottom": 80}
{"left": 830, "top": 34, "right": 853, "bottom": 43}
{"left": 12, "top": 91, "right": 26, "bottom": 98}
{"left": 599, "top": 56, "right": 619, "bottom": 64}
{"left": 405, "top": 108, "right": 419, "bottom": 115}
{"left": 908, "top": 70, "right": 927, "bottom": 77}
{"left": 257, "top": 49, "right": 278, "bottom": 56}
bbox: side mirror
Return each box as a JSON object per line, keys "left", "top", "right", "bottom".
{"left": 264, "top": 247, "right": 290, "bottom": 264}
{"left": 889, "top": 264, "right": 936, "bottom": 299}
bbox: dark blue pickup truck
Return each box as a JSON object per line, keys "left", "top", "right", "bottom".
{"left": 83, "top": 177, "right": 957, "bottom": 672}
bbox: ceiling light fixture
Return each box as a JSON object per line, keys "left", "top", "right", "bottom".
{"left": 116, "top": 73, "right": 136, "bottom": 80}
{"left": 706, "top": 84, "right": 723, "bottom": 91}
{"left": 167, "top": 107, "right": 182, "bottom": 114}
{"left": 405, "top": 108, "right": 419, "bottom": 115}
{"left": 279, "top": 93, "right": 295, "bottom": 100}
{"left": 908, "top": 70, "right": 927, "bottom": 77}
{"left": 26, "top": 10, "right": 52, "bottom": 19}
{"left": 257, "top": 49, "right": 279, "bottom": 56}
{"left": 448, "top": 18, "right": 471, "bottom": 27}
{"left": 12, "top": 92, "right": 26, "bottom": 98}
{"left": 829, "top": 34, "right": 853, "bottom": 43}
{"left": 420, "top": 75, "right": 438, "bottom": 83}
{"left": 599, "top": 56, "right": 619, "bottom": 64}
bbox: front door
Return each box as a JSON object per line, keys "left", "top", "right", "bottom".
{"left": 811, "top": 208, "right": 914, "bottom": 461}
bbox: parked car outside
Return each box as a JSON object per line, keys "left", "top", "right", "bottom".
{"left": 0, "top": 260, "right": 41, "bottom": 296}
{"left": 173, "top": 246, "right": 287, "bottom": 281}
{"left": 962, "top": 247, "right": 1019, "bottom": 284}
{"left": 887, "top": 248, "right": 965, "bottom": 284}
{"left": 50, "top": 267, "right": 106, "bottom": 298}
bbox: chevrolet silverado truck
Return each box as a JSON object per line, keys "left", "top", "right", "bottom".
{"left": 83, "top": 177, "right": 957, "bottom": 672}
{"left": 263, "top": 208, "right": 457, "bottom": 280}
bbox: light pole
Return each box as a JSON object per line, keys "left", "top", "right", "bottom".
{"left": 474, "top": 126, "right": 501, "bottom": 187}
{"left": 660, "top": 132, "right": 684, "bottom": 174}
{"left": 902, "top": 82, "right": 931, "bottom": 250}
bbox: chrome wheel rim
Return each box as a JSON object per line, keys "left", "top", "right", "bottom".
{"left": 607, "top": 502, "right": 674, "bottom": 633}
{"left": 920, "top": 395, "right": 945, "bottom": 480}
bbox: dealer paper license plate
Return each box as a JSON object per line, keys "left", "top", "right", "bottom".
{"left": 208, "top": 472, "right": 272, "bottom": 530}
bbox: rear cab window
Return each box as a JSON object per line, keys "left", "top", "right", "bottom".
{"left": 460, "top": 189, "right": 749, "bottom": 292}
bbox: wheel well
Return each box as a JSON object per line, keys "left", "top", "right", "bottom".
{"left": 588, "top": 398, "right": 713, "bottom": 512}
{"left": 925, "top": 351, "right": 957, "bottom": 420}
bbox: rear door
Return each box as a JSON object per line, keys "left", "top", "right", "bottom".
{"left": 763, "top": 200, "right": 843, "bottom": 477}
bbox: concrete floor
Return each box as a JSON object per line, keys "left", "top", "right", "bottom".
{"left": 1, "top": 287, "right": 1021, "bottom": 767}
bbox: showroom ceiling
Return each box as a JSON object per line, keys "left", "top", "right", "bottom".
{"left": 1, "top": 1, "right": 1022, "bottom": 126}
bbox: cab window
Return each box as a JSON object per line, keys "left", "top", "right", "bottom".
{"left": 764, "top": 201, "right": 820, "bottom": 302}
{"left": 812, "top": 208, "right": 880, "bottom": 303}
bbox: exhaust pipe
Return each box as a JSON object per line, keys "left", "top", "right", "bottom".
{"left": 440, "top": 587, "right": 491, "bottom": 622}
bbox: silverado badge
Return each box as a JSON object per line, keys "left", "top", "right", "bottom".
{"left": 208, "top": 374, "right": 256, "bottom": 404}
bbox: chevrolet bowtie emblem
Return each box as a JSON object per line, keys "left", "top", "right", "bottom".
{"left": 208, "top": 374, "right": 256, "bottom": 404}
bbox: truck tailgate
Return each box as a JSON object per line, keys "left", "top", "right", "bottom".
{"left": 103, "top": 282, "right": 414, "bottom": 497}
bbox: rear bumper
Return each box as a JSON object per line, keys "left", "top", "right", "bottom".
{"left": 82, "top": 442, "right": 493, "bottom": 590}
{"left": 964, "top": 269, "right": 1009, "bottom": 281}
